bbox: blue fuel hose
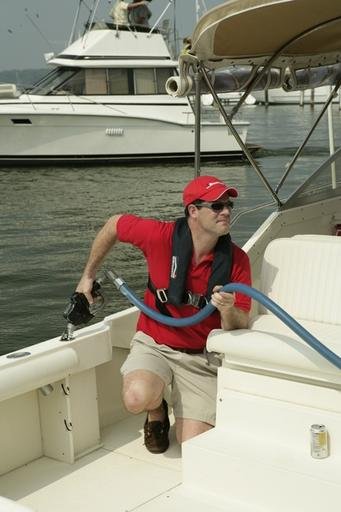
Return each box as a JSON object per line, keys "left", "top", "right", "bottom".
{"left": 105, "top": 270, "right": 341, "bottom": 370}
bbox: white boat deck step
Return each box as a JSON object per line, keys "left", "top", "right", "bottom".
{"left": 0, "top": 414, "right": 182, "bottom": 512}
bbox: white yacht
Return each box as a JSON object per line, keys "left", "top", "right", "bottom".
{"left": 0, "top": 19, "right": 250, "bottom": 165}
{"left": 253, "top": 85, "right": 341, "bottom": 105}
{"left": 1, "top": 1, "right": 341, "bottom": 511}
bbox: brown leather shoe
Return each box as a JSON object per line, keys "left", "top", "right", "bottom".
{"left": 144, "top": 399, "right": 170, "bottom": 454}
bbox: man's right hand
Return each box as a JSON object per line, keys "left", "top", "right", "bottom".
{"left": 76, "top": 275, "right": 95, "bottom": 304}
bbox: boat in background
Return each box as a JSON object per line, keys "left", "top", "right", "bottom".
{"left": 253, "top": 85, "right": 341, "bottom": 105}
{"left": 1, "top": 1, "right": 341, "bottom": 511}
{"left": 0, "top": 6, "right": 251, "bottom": 166}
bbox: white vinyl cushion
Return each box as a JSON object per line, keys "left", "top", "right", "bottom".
{"left": 207, "top": 314, "right": 341, "bottom": 382}
{"left": 260, "top": 236, "right": 341, "bottom": 324}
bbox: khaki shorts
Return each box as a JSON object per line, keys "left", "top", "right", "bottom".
{"left": 120, "top": 331, "right": 220, "bottom": 425}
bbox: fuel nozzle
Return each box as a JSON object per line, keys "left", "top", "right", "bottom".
{"left": 60, "top": 278, "right": 105, "bottom": 341}
{"left": 104, "top": 270, "right": 125, "bottom": 290}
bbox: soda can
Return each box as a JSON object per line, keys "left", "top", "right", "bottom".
{"left": 310, "top": 424, "right": 329, "bottom": 459}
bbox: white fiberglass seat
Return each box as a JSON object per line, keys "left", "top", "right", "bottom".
{"left": 207, "top": 235, "right": 341, "bottom": 384}
{"left": 174, "top": 236, "right": 341, "bottom": 512}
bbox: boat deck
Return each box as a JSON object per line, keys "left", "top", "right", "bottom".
{"left": 0, "top": 413, "right": 246, "bottom": 512}
{"left": 0, "top": 414, "right": 182, "bottom": 511}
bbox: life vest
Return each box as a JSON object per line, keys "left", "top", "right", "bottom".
{"left": 148, "top": 217, "right": 233, "bottom": 316}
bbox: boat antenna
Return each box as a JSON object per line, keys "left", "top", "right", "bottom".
{"left": 82, "top": 0, "right": 101, "bottom": 45}
{"left": 24, "top": 9, "right": 55, "bottom": 50}
{"left": 173, "top": 0, "right": 178, "bottom": 55}
{"left": 195, "top": 0, "right": 207, "bottom": 23}
{"left": 148, "top": 0, "right": 174, "bottom": 35}
{"left": 68, "top": 0, "right": 84, "bottom": 45}
{"left": 88, "top": 0, "right": 101, "bottom": 28}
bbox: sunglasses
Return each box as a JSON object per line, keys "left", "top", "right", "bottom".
{"left": 195, "top": 200, "right": 234, "bottom": 212}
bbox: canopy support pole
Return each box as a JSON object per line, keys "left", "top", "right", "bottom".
{"left": 328, "top": 87, "right": 337, "bottom": 189}
{"left": 200, "top": 65, "right": 282, "bottom": 207}
{"left": 194, "top": 66, "right": 201, "bottom": 177}
{"left": 275, "top": 79, "right": 341, "bottom": 194}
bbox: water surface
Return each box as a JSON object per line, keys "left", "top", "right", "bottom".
{"left": 1, "top": 104, "right": 340, "bottom": 354}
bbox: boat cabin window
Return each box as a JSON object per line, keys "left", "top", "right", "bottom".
{"left": 156, "top": 68, "right": 174, "bottom": 93}
{"left": 61, "top": 70, "right": 86, "bottom": 95}
{"left": 29, "top": 67, "right": 176, "bottom": 95}
{"left": 134, "top": 68, "right": 174, "bottom": 94}
{"left": 85, "top": 69, "right": 107, "bottom": 94}
{"left": 108, "top": 69, "right": 130, "bottom": 94}
{"left": 135, "top": 68, "right": 155, "bottom": 94}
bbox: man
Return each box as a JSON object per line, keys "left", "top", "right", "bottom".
{"left": 110, "top": 0, "right": 151, "bottom": 26}
{"left": 76, "top": 175, "right": 251, "bottom": 453}
{"left": 128, "top": 0, "right": 152, "bottom": 27}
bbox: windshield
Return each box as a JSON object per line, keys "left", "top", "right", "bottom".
{"left": 29, "top": 68, "right": 80, "bottom": 95}
{"left": 29, "top": 66, "right": 177, "bottom": 96}
{"left": 284, "top": 148, "right": 341, "bottom": 209}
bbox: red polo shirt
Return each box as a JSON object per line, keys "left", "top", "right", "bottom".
{"left": 116, "top": 214, "right": 251, "bottom": 350}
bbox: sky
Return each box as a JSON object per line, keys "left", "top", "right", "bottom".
{"left": 0, "top": 0, "right": 223, "bottom": 71}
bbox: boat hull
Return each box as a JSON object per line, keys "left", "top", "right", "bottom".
{"left": 0, "top": 110, "right": 250, "bottom": 165}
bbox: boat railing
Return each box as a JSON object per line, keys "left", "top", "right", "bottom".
{"left": 25, "top": 92, "right": 37, "bottom": 111}
{"left": 84, "top": 21, "right": 160, "bottom": 35}
{"left": 66, "top": 94, "right": 76, "bottom": 112}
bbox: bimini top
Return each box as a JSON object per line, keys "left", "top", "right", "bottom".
{"left": 190, "top": 0, "right": 341, "bottom": 70}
